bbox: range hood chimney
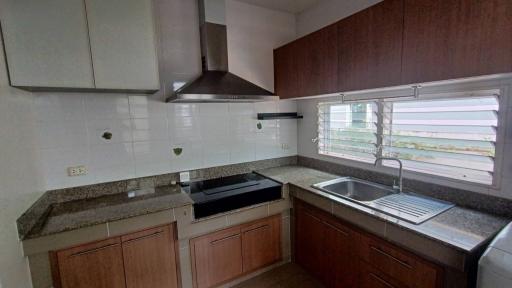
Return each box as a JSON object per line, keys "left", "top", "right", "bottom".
{"left": 167, "top": 0, "right": 277, "bottom": 103}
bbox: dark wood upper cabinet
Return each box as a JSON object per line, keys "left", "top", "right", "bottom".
{"left": 274, "top": 42, "right": 299, "bottom": 99}
{"left": 338, "top": 0, "right": 404, "bottom": 92}
{"left": 274, "top": 24, "right": 337, "bottom": 99}
{"left": 296, "top": 24, "right": 339, "bottom": 97}
{"left": 401, "top": 0, "right": 512, "bottom": 84}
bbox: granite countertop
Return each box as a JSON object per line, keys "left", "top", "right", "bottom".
{"left": 24, "top": 185, "right": 193, "bottom": 239}
{"left": 256, "top": 165, "right": 510, "bottom": 254}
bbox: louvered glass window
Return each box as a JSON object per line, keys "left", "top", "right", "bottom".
{"left": 317, "top": 89, "right": 500, "bottom": 185}
{"left": 318, "top": 102, "right": 378, "bottom": 162}
{"left": 382, "top": 94, "right": 498, "bottom": 185}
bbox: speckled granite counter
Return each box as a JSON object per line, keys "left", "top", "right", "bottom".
{"left": 256, "top": 166, "right": 510, "bottom": 265}
{"left": 23, "top": 185, "right": 193, "bottom": 240}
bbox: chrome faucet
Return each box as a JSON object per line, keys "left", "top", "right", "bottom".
{"left": 374, "top": 157, "right": 403, "bottom": 193}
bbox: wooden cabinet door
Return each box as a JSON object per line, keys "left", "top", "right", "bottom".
{"left": 296, "top": 24, "right": 338, "bottom": 97}
{"left": 325, "top": 220, "right": 358, "bottom": 288}
{"left": 338, "top": 0, "right": 404, "bottom": 92}
{"left": 121, "top": 225, "right": 179, "bottom": 288}
{"left": 85, "top": 0, "right": 159, "bottom": 90}
{"left": 241, "top": 215, "right": 281, "bottom": 273}
{"left": 274, "top": 42, "right": 299, "bottom": 99}
{"left": 191, "top": 227, "right": 243, "bottom": 288}
{"left": 295, "top": 205, "right": 330, "bottom": 286}
{"left": 1, "top": 0, "right": 94, "bottom": 88}
{"left": 402, "top": 0, "right": 512, "bottom": 84}
{"left": 56, "top": 237, "right": 126, "bottom": 288}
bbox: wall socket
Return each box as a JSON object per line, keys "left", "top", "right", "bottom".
{"left": 67, "top": 165, "right": 87, "bottom": 177}
{"left": 281, "top": 143, "right": 290, "bottom": 150}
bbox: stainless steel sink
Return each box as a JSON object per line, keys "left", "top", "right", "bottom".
{"left": 312, "top": 177, "right": 454, "bottom": 224}
{"left": 313, "top": 177, "right": 395, "bottom": 202}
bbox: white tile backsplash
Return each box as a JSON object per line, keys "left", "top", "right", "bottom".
{"left": 84, "top": 94, "right": 131, "bottom": 120}
{"left": 91, "top": 143, "right": 135, "bottom": 183}
{"left": 133, "top": 141, "right": 172, "bottom": 177}
{"left": 35, "top": 94, "right": 297, "bottom": 190}
{"left": 131, "top": 117, "right": 169, "bottom": 142}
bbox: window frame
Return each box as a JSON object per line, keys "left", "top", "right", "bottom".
{"left": 316, "top": 77, "right": 510, "bottom": 190}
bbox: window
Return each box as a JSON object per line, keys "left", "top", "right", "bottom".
{"left": 318, "top": 89, "right": 500, "bottom": 185}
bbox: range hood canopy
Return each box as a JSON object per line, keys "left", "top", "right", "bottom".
{"left": 167, "top": 0, "right": 277, "bottom": 103}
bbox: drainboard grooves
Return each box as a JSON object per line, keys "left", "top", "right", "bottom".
{"left": 372, "top": 194, "right": 455, "bottom": 224}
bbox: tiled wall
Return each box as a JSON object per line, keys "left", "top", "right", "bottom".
{"left": 35, "top": 94, "right": 297, "bottom": 190}
{"left": 34, "top": 0, "right": 298, "bottom": 191}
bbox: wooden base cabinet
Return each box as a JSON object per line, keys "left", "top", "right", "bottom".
{"left": 294, "top": 200, "right": 443, "bottom": 288}
{"left": 190, "top": 215, "right": 282, "bottom": 288}
{"left": 50, "top": 224, "right": 179, "bottom": 288}
{"left": 295, "top": 201, "right": 357, "bottom": 288}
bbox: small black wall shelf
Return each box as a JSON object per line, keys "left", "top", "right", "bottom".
{"left": 257, "top": 112, "right": 303, "bottom": 120}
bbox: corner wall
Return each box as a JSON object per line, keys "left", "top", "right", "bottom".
{"left": 0, "top": 13, "right": 44, "bottom": 288}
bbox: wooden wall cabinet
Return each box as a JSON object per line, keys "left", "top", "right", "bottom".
{"left": 1, "top": 0, "right": 159, "bottom": 92}
{"left": 190, "top": 215, "right": 282, "bottom": 288}
{"left": 294, "top": 200, "right": 443, "bottom": 288}
{"left": 274, "top": 42, "right": 299, "bottom": 99}
{"left": 85, "top": 0, "right": 159, "bottom": 90}
{"left": 401, "top": 0, "right": 512, "bottom": 84}
{"left": 1, "top": 0, "right": 95, "bottom": 88}
{"left": 50, "top": 224, "right": 179, "bottom": 288}
{"left": 296, "top": 25, "right": 338, "bottom": 97}
{"left": 337, "top": 0, "right": 404, "bottom": 92}
{"left": 273, "top": 0, "right": 512, "bottom": 98}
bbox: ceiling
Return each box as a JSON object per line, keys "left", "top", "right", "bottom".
{"left": 236, "top": 0, "right": 321, "bottom": 14}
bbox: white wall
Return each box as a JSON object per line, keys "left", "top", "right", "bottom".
{"left": 296, "top": 0, "right": 382, "bottom": 37}
{"left": 0, "top": 13, "right": 44, "bottom": 288}
{"left": 34, "top": 0, "right": 298, "bottom": 190}
{"left": 226, "top": 0, "right": 296, "bottom": 92}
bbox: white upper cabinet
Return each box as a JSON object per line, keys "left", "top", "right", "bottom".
{"left": 85, "top": 0, "right": 160, "bottom": 91}
{"left": 1, "top": 0, "right": 159, "bottom": 92}
{"left": 1, "top": 0, "right": 95, "bottom": 88}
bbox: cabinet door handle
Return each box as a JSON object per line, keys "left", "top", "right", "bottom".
{"left": 324, "top": 222, "right": 349, "bottom": 236}
{"left": 370, "top": 246, "right": 412, "bottom": 269}
{"left": 369, "top": 273, "right": 396, "bottom": 288}
{"left": 244, "top": 224, "right": 269, "bottom": 234}
{"left": 210, "top": 233, "right": 240, "bottom": 246}
{"left": 70, "top": 243, "right": 120, "bottom": 258}
{"left": 123, "top": 230, "right": 164, "bottom": 245}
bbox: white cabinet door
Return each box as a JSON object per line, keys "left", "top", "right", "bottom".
{"left": 85, "top": 0, "right": 160, "bottom": 91}
{"left": 1, "top": 0, "right": 94, "bottom": 88}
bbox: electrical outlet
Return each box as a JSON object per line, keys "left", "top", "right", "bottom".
{"left": 281, "top": 143, "right": 290, "bottom": 150}
{"left": 67, "top": 165, "right": 87, "bottom": 177}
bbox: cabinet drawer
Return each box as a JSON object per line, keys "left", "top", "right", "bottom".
{"left": 360, "top": 261, "right": 407, "bottom": 288}
{"left": 359, "top": 234, "right": 441, "bottom": 288}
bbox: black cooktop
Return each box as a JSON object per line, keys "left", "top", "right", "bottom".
{"left": 183, "top": 173, "right": 282, "bottom": 219}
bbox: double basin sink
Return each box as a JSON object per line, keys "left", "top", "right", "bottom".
{"left": 312, "top": 177, "right": 454, "bottom": 224}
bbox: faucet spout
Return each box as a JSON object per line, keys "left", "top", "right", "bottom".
{"left": 374, "top": 157, "right": 403, "bottom": 193}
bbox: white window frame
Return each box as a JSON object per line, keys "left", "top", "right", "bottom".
{"left": 316, "top": 75, "right": 511, "bottom": 190}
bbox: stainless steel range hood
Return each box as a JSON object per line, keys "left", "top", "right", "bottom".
{"left": 167, "top": 0, "right": 277, "bottom": 103}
